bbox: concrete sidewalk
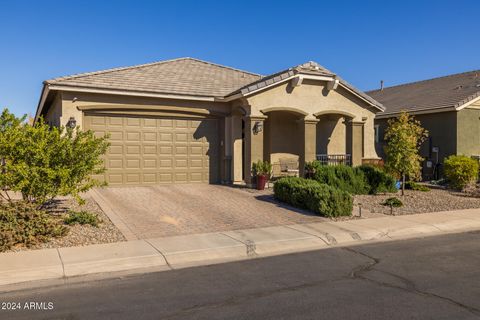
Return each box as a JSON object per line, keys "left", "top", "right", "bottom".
{"left": 2, "top": 208, "right": 480, "bottom": 290}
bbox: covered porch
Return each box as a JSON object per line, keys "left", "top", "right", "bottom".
{"left": 228, "top": 108, "right": 366, "bottom": 185}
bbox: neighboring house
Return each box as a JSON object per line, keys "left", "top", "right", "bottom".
{"left": 35, "top": 58, "right": 384, "bottom": 186}
{"left": 368, "top": 70, "right": 480, "bottom": 179}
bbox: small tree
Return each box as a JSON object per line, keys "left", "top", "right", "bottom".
{"left": 384, "top": 112, "right": 428, "bottom": 196}
{"left": 0, "top": 108, "right": 109, "bottom": 206}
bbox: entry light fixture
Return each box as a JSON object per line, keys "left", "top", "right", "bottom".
{"left": 253, "top": 121, "right": 263, "bottom": 135}
{"left": 66, "top": 116, "right": 77, "bottom": 129}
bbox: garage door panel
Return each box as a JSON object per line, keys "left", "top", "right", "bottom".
{"left": 159, "top": 119, "right": 173, "bottom": 128}
{"left": 126, "top": 118, "right": 141, "bottom": 127}
{"left": 109, "top": 145, "right": 124, "bottom": 155}
{"left": 109, "top": 131, "right": 124, "bottom": 141}
{"left": 143, "top": 159, "right": 157, "bottom": 168}
{"left": 143, "top": 118, "right": 157, "bottom": 127}
{"left": 108, "top": 159, "right": 123, "bottom": 169}
{"left": 159, "top": 146, "right": 173, "bottom": 155}
{"left": 108, "top": 117, "right": 123, "bottom": 126}
{"left": 108, "top": 174, "right": 123, "bottom": 184}
{"left": 126, "top": 145, "right": 141, "bottom": 155}
{"left": 143, "top": 132, "right": 157, "bottom": 141}
{"left": 126, "top": 159, "right": 141, "bottom": 169}
{"left": 159, "top": 173, "right": 173, "bottom": 183}
{"left": 175, "top": 120, "right": 188, "bottom": 129}
{"left": 175, "top": 146, "right": 188, "bottom": 155}
{"left": 175, "top": 172, "right": 188, "bottom": 182}
{"left": 143, "top": 145, "right": 157, "bottom": 155}
{"left": 126, "top": 132, "right": 141, "bottom": 141}
{"left": 159, "top": 158, "right": 173, "bottom": 168}
{"left": 126, "top": 173, "right": 141, "bottom": 184}
{"left": 143, "top": 173, "right": 157, "bottom": 183}
{"left": 190, "top": 172, "right": 203, "bottom": 182}
{"left": 85, "top": 114, "right": 219, "bottom": 185}
{"left": 175, "top": 159, "right": 188, "bottom": 168}
{"left": 159, "top": 133, "right": 173, "bottom": 142}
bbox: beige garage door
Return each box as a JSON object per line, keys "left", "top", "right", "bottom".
{"left": 84, "top": 114, "right": 219, "bottom": 185}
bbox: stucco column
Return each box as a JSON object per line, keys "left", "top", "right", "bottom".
{"left": 346, "top": 121, "right": 364, "bottom": 166}
{"left": 298, "top": 118, "right": 319, "bottom": 176}
{"left": 244, "top": 115, "right": 266, "bottom": 186}
{"left": 231, "top": 115, "right": 243, "bottom": 183}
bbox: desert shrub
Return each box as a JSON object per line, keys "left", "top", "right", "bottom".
{"left": 0, "top": 201, "right": 68, "bottom": 252}
{"left": 382, "top": 197, "right": 403, "bottom": 207}
{"left": 405, "top": 181, "right": 430, "bottom": 192}
{"left": 444, "top": 155, "right": 479, "bottom": 190}
{"left": 0, "top": 109, "right": 110, "bottom": 205}
{"left": 64, "top": 210, "right": 101, "bottom": 227}
{"left": 310, "top": 164, "right": 369, "bottom": 195}
{"left": 357, "top": 165, "right": 397, "bottom": 194}
{"left": 273, "top": 177, "right": 352, "bottom": 217}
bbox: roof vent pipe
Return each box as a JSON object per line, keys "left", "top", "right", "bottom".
{"left": 380, "top": 80, "right": 384, "bottom": 91}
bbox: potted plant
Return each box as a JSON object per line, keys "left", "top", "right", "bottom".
{"left": 252, "top": 160, "right": 272, "bottom": 190}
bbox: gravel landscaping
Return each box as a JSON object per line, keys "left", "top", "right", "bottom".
{"left": 354, "top": 187, "right": 480, "bottom": 215}
{"left": 9, "top": 196, "right": 125, "bottom": 252}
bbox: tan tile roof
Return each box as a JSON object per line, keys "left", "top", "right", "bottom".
{"left": 46, "top": 57, "right": 262, "bottom": 98}
{"left": 367, "top": 70, "right": 480, "bottom": 116}
{"left": 44, "top": 58, "right": 382, "bottom": 110}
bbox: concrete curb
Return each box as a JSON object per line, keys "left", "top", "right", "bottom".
{"left": 1, "top": 208, "right": 479, "bottom": 290}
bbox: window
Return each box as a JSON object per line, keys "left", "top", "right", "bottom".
{"left": 374, "top": 125, "right": 380, "bottom": 143}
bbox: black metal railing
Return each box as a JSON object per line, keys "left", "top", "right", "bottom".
{"left": 316, "top": 154, "right": 352, "bottom": 166}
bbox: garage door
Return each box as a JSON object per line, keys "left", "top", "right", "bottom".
{"left": 84, "top": 114, "right": 220, "bottom": 185}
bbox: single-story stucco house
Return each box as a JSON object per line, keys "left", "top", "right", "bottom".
{"left": 35, "top": 57, "right": 384, "bottom": 186}
{"left": 368, "top": 70, "right": 480, "bottom": 179}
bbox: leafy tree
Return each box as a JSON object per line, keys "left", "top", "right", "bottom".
{"left": 384, "top": 112, "right": 428, "bottom": 196}
{"left": 0, "top": 108, "right": 109, "bottom": 206}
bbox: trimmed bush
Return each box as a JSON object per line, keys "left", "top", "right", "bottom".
{"left": 64, "top": 210, "right": 101, "bottom": 227}
{"left": 273, "top": 177, "right": 352, "bottom": 217}
{"left": 444, "top": 155, "right": 479, "bottom": 190}
{"left": 310, "top": 164, "right": 369, "bottom": 195}
{"left": 383, "top": 197, "right": 403, "bottom": 207}
{"left": 357, "top": 165, "right": 397, "bottom": 194}
{"left": 0, "top": 201, "right": 68, "bottom": 252}
{"left": 405, "top": 181, "right": 430, "bottom": 192}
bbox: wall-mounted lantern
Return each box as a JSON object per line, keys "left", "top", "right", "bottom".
{"left": 66, "top": 116, "right": 77, "bottom": 129}
{"left": 253, "top": 121, "right": 263, "bottom": 135}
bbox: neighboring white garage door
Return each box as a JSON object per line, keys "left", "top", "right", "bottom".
{"left": 84, "top": 114, "right": 219, "bottom": 185}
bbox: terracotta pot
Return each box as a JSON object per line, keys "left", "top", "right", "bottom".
{"left": 256, "top": 175, "right": 267, "bottom": 190}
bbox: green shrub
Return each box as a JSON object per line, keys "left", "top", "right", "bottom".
{"left": 0, "top": 201, "right": 68, "bottom": 252}
{"left": 405, "top": 181, "right": 430, "bottom": 192}
{"left": 310, "top": 164, "right": 369, "bottom": 195}
{"left": 444, "top": 155, "right": 479, "bottom": 190}
{"left": 64, "top": 210, "right": 101, "bottom": 227}
{"left": 357, "top": 165, "right": 397, "bottom": 194}
{"left": 273, "top": 177, "right": 352, "bottom": 217}
{"left": 382, "top": 197, "right": 403, "bottom": 207}
{"left": 0, "top": 109, "right": 110, "bottom": 205}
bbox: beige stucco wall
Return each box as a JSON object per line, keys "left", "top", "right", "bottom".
{"left": 245, "top": 80, "right": 379, "bottom": 159}
{"left": 56, "top": 91, "right": 231, "bottom": 130}
{"left": 316, "top": 114, "right": 347, "bottom": 155}
{"left": 457, "top": 107, "right": 480, "bottom": 157}
{"left": 264, "top": 111, "right": 301, "bottom": 164}
{"left": 44, "top": 94, "right": 62, "bottom": 127}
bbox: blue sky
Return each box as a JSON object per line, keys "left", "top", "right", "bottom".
{"left": 1, "top": 0, "right": 479, "bottom": 116}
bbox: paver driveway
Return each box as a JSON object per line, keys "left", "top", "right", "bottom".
{"left": 92, "top": 185, "right": 327, "bottom": 239}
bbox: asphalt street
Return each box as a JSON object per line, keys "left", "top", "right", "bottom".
{"left": 2, "top": 231, "right": 480, "bottom": 319}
